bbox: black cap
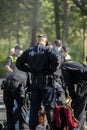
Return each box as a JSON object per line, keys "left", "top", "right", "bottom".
{"left": 14, "top": 44, "right": 22, "bottom": 50}
{"left": 54, "top": 40, "right": 62, "bottom": 46}
{"left": 37, "top": 34, "right": 47, "bottom": 39}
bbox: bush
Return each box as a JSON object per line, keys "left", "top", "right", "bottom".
{"left": 0, "top": 61, "right": 6, "bottom": 78}
{"left": 69, "top": 38, "right": 83, "bottom": 62}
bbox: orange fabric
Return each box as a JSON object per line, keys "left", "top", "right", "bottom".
{"left": 38, "top": 109, "right": 45, "bottom": 124}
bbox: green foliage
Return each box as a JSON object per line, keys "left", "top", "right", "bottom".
{"left": 0, "top": 0, "right": 87, "bottom": 77}
{"left": 0, "top": 38, "right": 30, "bottom": 78}
{"left": 0, "top": 61, "right": 6, "bottom": 78}
{"left": 72, "top": 0, "right": 87, "bottom": 15}
{"left": 69, "top": 38, "right": 83, "bottom": 62}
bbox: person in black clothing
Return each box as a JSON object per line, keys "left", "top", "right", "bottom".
{"left": 2, "top": 68, "right": 29, "bottom": 130}
{"left": 16, "top": 34, "right": 59, "bottom": 130}
{"left": 53, "top": 40, "right": 65, "bottom": 81}
{"left": 46, "top": 41, "right": 66, "bottom": 105}
{"left": 61, "top": 61, "right": 87, "bottom": 129}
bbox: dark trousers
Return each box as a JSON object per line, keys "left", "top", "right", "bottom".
{"left": 3, "top": 82, "right": 29, "bottom": 130}
{"left": 61, "top": 68, "right": 76, "bottom": 100}
{"left": 29, "top": 85, "right": 56, "bottom": 130}
{"left": 73, "top": 87, "right": 87, "bottom": 129}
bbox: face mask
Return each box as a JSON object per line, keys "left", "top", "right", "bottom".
{"left": 18, "top": 50, "right": 23, "bottom": 56}
{"left": 58, "top": 47, "right": 61, "bottom": 51}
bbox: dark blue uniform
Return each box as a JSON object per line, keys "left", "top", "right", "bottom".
{"left": 61, "top": 61, "right": 87, "bottom": 129}
{"left": 51, "top": 47, "right": 65, "bottom": 105}
{"left": 16, "top": 43, "right": 59, "bottom": 130}
{"left": 3, "top": 68, "right": 29, "bottom": 130}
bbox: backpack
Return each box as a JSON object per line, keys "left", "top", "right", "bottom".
{"left": 53, "top": 105, "right": 78, "bottom": 130}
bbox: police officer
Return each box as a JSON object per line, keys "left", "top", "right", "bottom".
{"left": 53, "top": 39, "right": 65, "bottom": 65}
{"left": 3, "top": 67, "right": 29, "bottom": 130}
{"left": 5, "top": 44, "right": 22, "bottom": 74}
{"left": 53, "top": 40, "right": 66, "bottom": 104}
{"left": 46, "top": 41, "right": 65, "bottom": 105}
{"left": 16, "top": 34, "right": 59, "bottom": 130}
{"left": 61, "top": 61, "right": 87, "bottom": 130}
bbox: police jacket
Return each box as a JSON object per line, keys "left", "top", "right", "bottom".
{"left": 6, "top": 67, "right": 28, "bottom": 86}
{"left": 16, "top": 43, "right": 59, "bottom": 75}
{"left": 5, "top": 54, "right": 17, "bottom": 71}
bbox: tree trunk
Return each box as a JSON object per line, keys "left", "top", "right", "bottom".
{"left": 53, "top": 0, "right": 60, "bottom": 39}
{"left": 31, "top": 0, "right": 39, "bottom": 46}
{"left": 8, "top": 36, "right": 11, "bottom": 55}
{"left": 16, "top": 19, "right": 20, "bottom": 45}
{"left": 83, "top": 19, "right": 87, "bottom": 62}
{"left": 62, "top": 0, "right": 70, "bottom": 45}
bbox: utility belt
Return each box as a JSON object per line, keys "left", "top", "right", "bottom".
{"left": 31, "top": 73, "right": 55, "bottom": 84}
{"left": 30, "top": 73, "right": 61, "bottom": 89}
{"left": 31, "top": 73, "right": 47, "bottom": 84}
{"left": 30, "top": 73, "right": 53, "bottom": 91}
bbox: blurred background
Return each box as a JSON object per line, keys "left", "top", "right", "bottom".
{"left": 0, "top": 0, "right": 87, "bottom": 77}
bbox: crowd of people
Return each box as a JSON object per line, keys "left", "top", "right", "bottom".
{"left": 1, "top": 33, "right": 87, "bottom": 130}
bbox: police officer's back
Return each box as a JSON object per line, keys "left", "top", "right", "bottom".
{"left": 16, "top": 34, "right": 59, "bottom": 130}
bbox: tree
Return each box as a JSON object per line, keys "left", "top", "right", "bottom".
{"left": 62, "top": 0, "right": 71, "bottom": 45}
{"left": 52, "top": 0, "right": 60, "bottom": 39}
{"left": 72, "top": 0, "right": 87, "bottom": 15}
{"left": 31, "top": 0, "right": 39, "bottom": 45}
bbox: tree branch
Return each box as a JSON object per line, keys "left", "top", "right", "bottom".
{"left": 72, "top": 0, "right": 87, "bottom": 15}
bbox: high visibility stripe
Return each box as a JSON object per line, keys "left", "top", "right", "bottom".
{"left": 9, "top": 56, "right": 17, "bottom": 63}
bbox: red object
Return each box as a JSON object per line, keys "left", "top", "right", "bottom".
{"left": 38, "top": 109, "right": 46, "bottom": 124}
{"left": 53, "top": 105, "right": 78, "bottom": 130}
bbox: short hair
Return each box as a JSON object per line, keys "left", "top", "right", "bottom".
{"left": 14, "top": 44, "right": 22, "bottom": 50}
{"left": 54, "top": 39, "right": 62, "bottom": 47}
{"left": 37, "top": 33, "right": 47, "bottom": 39}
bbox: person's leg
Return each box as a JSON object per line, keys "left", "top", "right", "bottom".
{"left": 29, "top": 91, "right": 42, "bottom": 130}
{"left": 43, "top": 86, "right": 56, "bottom": 125}
{"left": 15, "top": 85, "right": 29, "bottom": 130}
{"left": 73, "top": 94, "right": 87, "bottom": 129}
{"left": 3, "top": 90, "right": 15, "bottom": 130}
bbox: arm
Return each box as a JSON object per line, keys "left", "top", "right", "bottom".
{"left": 6, "top": 65, "right": 13, "bottom": 73}
{"left": 47, "top": 47, "right": 59, "bottom": 74}
{"left": 16, "top": 50, "right": 31, "bottom": 72}
{"left": 5, "top": 57, "right": 13, "bottom": 73}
